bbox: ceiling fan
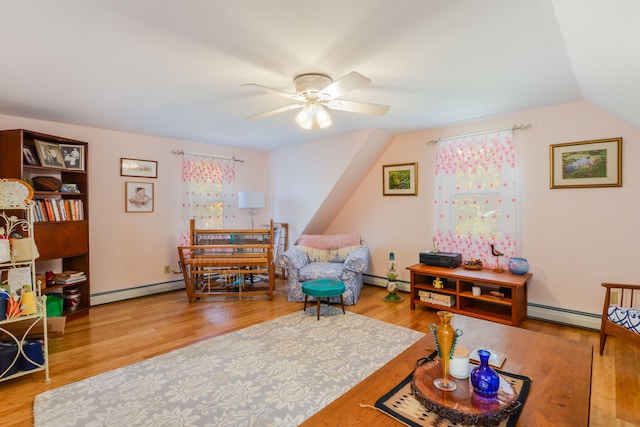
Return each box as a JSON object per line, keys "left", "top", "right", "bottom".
{"left": 242, "top": 71, "right": 390, "bottom": 129}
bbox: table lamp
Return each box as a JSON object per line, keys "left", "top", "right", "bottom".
{"left": 238, "top": 191, "right": 265, "bottom": 229}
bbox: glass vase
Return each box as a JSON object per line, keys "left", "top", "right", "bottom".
{"left": 429, "top": 310, "right": 463, "bottom": 391}
{"left": 470, "top": 349, "right": 500, "bottom": 399}
{"left": 384, "top": 252, "right": 402, "bottom": 302}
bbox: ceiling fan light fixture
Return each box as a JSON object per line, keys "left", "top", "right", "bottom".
{"left": 244, "top": 71, "right": 388, "bottom": 126}
{"left": 295, "top": 101, "right": 331, "bottom": 130}
{"left": 315, "top": 104, "right": 332, "bottom": 128}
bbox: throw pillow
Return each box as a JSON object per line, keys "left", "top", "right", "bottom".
{"left": 296, "top": 234, "right": 362, "bottom": 250}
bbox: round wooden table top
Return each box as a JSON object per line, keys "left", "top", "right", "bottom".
{"left": 411, "top": 358, "right": 521, "bottom": 425}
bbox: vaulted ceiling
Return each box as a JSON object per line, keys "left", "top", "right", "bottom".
{"left": 0, "top": 1, "right": 637, "bottom": 151}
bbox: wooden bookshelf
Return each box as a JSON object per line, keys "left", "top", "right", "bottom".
{"left": 0, "top": 129, "right": 90, "bottom": 320}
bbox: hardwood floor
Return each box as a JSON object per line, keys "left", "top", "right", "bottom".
{"left": 1, "top": 279, "right": 638, "bottom": 426}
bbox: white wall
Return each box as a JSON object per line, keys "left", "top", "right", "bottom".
{"left": 0, "top": 114, "right": 270, "bottom": 296}
{"left": 325, "top": 100, "right": 639, "bottom": 318}
{"left": 270, "top": 129, "right": 392, "bottom": 241}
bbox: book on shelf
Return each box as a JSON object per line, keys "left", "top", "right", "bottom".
{"left": 33, "top": 199, "right": 84, "bottom": 222}
{"left": 56, "top": 270, "right": 85, "bottom": 279}
{"left": 55, "top": 270, "right": 86, "bottom": 284}
{"left": 55, "top": 275, "right": 87, "bottom": 284}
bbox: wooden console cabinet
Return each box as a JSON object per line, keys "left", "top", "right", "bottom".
{"left": 406, "top": 263, "right": 532, "bottom": 326}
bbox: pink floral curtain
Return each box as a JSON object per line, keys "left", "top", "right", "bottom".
{"left": 179, "top": 154, "right": 236, "bottom": 245}
{"left": 433, "top": 130, "right": 517, "bottom": 268}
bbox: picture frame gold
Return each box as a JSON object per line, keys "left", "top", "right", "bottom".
{"left": 34, "top": 140, "right": 65, "bottom": 169}
{"left": 383, "top": 163, "right": 418, "bottom": 196}
{"left": 550, "top": 138, "right": 622, "bottom": 189}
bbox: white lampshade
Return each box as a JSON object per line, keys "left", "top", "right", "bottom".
{"left": 238, "top": 191, "right": 265, "bottom": 209}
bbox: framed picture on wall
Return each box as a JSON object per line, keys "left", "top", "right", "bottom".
{"left": 550, "top": 137, "right": 622, "bottom": 189}
{"left": 121, "top": 158, "right": 158, "bottom": 178}
{"left": 383, "top": 163, "right": 418, "bottom": 196}
{"left": 125, "top": 182, "right": 154, "bottom": 213}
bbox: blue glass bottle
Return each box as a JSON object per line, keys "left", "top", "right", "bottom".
{"left": 470, "top": 349, "right": 500, "bottom": 399}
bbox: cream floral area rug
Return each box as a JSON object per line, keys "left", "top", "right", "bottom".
{"left": 34, "top": 307, "right": 424, "bottom": 427}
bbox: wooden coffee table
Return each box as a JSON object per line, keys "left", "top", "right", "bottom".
{"left": 300, "top": 314, "right": 592, "bottom": 427}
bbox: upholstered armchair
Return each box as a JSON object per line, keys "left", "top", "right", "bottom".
{"left": 278, "top": 234, "right": 369, "bottom": 305}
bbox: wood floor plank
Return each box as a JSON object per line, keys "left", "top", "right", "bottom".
{"left": 0, "top": 279, "right": 638, "bottom": 426}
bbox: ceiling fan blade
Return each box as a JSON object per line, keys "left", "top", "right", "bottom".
{"left": 245, "top": 103, "right": 303, "bottom": 120}
{"left": 320, "top": 71, "right": 371, "bottom": 100}
{"left": 241, "top": 83, "right": 306, "bottom": 102}
{"left": 325, "top": 99, "right": 390, "bottom": 116}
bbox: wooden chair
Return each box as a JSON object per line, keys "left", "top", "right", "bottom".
{"left": 600, "top": 283, "right": 640, "bottom": 355}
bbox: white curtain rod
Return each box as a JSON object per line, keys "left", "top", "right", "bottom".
{"left": 427, "top": 124, "right": 532, "bottom": 145}
{"left": 171, "top": 149, "right": 244, "bottom": 162}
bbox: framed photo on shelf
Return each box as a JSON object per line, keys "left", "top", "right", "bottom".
{"left": 120, "top": 158, "right": 157, "bottom": 178}
{"left": 23, "top": 146, "right": 39, "bottom": 166}
{"left": 125, "top": 181, "right": 154, "bottom": 213}
{"left": 383, "top": 162, "right": 418, "bottom": 196}
{"left": 59, "top": 144, "right": 85, "bottom": 171}
{"left": 34, "top": 140, "right": 65, "bottom": 169}
{"left": 550, "top": 137, "right": 622, "bottom": 189}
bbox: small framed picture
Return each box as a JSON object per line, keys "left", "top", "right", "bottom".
{"left": 550, "top": 137, "right": 622, "bottom": 189}
{"left": 59, "top": 144, "right": 85, "bottom": 171}
{"left": 125, "top": 182, "right": 154, "bottom": 213}
{"left": 383, "top": 163, "right": 418, "bottom": 196}
{"left": 121, "top": 158, "right": 157, "bottom": 178}
{"left": 23, "top": 146, "right": 39, "bottom": 166}
{"left": 34, "top": 140, "right": 65, "bottom": 169}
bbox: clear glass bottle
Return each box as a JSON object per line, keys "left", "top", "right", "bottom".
{"left": 384, "top": 252, "right": 402, "bottom": 302}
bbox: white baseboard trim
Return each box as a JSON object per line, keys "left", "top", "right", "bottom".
{"left": 364, "top": 275, "right": 410, "bottom": 292}
{"left": 363, "top": 275, "right": 601, "bottom": 330}
{"left": 91, "top": 280, "right": 185, "bottom": 306}
{"left": 528, "top": 303, "right": 601, "bottom": 331}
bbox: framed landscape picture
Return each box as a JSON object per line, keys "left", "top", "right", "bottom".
{"left": 34, "top": 140, "right": 65, "bottom": 169}
{"left": 383, "top": 163, "right": 418, "bottom": 196}
{"left": 125, "top": 181, "right": 154, "bottom": 213}
{"left": 550, "top": 138, "right": 622, "bottom": 189}
{"left": 121, "top": 158, "right": 157, "bottom": 178}
{"left": 60, "top": 144, "right": 85, "bottom": 170}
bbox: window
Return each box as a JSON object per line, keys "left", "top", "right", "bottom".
{"left": 433, "top": 130, "right": 517, "bottom": 267}
{"left": 179, "top": 154, "right": 236, "bottom": 245}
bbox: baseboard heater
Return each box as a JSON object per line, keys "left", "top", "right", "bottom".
{"left": 91, "top": 280, "right": 185, "bottom": 306}
{"left": 363, "top": 274, "right": 601, "bottom": 330}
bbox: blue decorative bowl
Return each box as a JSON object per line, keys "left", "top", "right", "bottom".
{"left": 508, "top": 257, "right": 529, "bottom": 275}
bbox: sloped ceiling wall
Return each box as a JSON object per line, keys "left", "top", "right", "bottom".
{"left": 270, "top": 129, "right": 393, "bottom": 240}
